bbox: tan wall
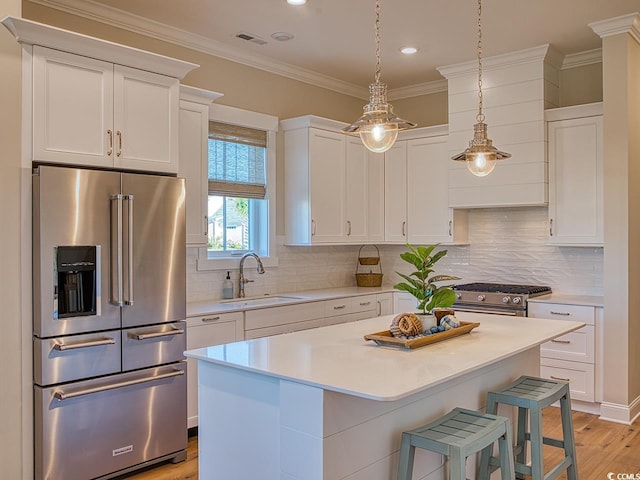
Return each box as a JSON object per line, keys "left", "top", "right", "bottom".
{"left": 391, "top": 90, "right": 449, "bottom": 127}
{"left": 559, "top": 62, "right": 603, "bottom": 107}
{"left": 0, "top": 0, "right": 24, "bottom": 478}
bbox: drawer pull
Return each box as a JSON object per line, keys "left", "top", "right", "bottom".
{"left": 550, "top": 375, "right": 571, "bottom": 382}
{"left": 359, "top": 301, "right": 371, "bottom": 306}
{"left": 550, "top": 311, "right": 571, "bottom": 316}
{"left": 551, "top": 339, "right": 571, "bottom": 344}
{"left": 202, "top": 316, "right": 221, "bottom": 323}
{"left": 130, "top": 327, "right": 184, "bottom": 341}
{"left": 333, "top": 305, "right": 347, "bottom": 310}
{"left": 53, "top": 337, "right": 116, "bottom": 351}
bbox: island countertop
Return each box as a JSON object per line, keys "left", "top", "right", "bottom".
{"left": 185, "top": 311, "right": 584, "bottom": 402}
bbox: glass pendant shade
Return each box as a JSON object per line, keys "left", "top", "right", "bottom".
{"left": 452, "top": 121, "right": 510, "bottom": 176}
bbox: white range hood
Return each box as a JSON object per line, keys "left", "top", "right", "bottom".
{"left": 438, "top": 44, "right": 564, "bottom": 208}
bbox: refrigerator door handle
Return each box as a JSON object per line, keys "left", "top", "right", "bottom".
{"left": 110, "top": 194, "right": 124, "bottom": 306}
{"left": 53, "top": 369, "right": 184, "bottom": 401}
{"left": 129, "top": 327, "right": 185, "bottom": 341}
{"left": 123, "top": 194, "right": 134, "bottom": 306}
{"left": 52, "top": 337, "right": 116, "bottom": 351}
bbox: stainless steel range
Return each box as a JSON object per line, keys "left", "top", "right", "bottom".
{"left": 452, "top": 283, "right": 552, "bottom": 317}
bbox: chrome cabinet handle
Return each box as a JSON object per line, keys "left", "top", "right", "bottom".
{"left": 550, "top": 311, "right": 571, "bottom": 316}
{"left": 312, "top": 220, "right": 316, "bottom": 236}
{"left": 359, "top": 301, "right": 371, "bottom": 306}
{"left": 550, "top": 375, "right": 570, "bottom": 382}
{"left": 53, "top": 337, "right": 116, "bottom": 351}
{"left": 124, "top": 194, "right": 134, "bottom": 306}
{"left": 551, "top": 339, "right": 571, "bottom": 344}
{"left": 347, "top": 220, "right": 352, "bottom": 236}
{"left": 402, "top": 221, "right": 406, "bottom": 236}
{"left": 130, "top": 327, "right": 184, "bottom": 341}
{"left": 549, "top": 218, "right": 553, "bottom": 236}
{"left": 202, "top": 316, "right": 221, "bottom": 323}
{"left": 333, "top": 305, "right": 347, "bottom": 310}
{"left": 448, "top": 220, "right": 452, "bottom": 236}
{"left": 204, "top": 215, "right": 208, "bottom": 236}
{"left": 116, "top": 130, "right": 123, "bottom": 157}
{"left": 53, "top": 369, "right": 184, "bottom": 401}
{"left": 107, "top": 129, "right": 113, "bottom": 156}
{"left": 110, "top": 194, "right": 124, "bottom": 306}
{"left": 377, "top": 300, "right": 381, "bottom": 316}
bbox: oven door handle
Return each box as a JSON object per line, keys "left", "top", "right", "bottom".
{"left": 52, "top": 337, "right": 116, "bottom": 351}
{"left": 53, "top": 369, "right": 184, "bottom": 401}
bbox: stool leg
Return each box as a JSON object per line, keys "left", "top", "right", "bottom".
{"left": 515, "top": 406, "right": 528, "bottom": 479}
{"left": 560, "top": 391, "right": 579, "bottom": 480}
{"left": 498, "top": 425, "right": 516, "bottom": 480}
{"left": 449, "top": 447, "right": 466, "bottom": 480}
{"left": 397, "top": 433, "right": 415, "bottom": 480}
{"left": 529, "top": 407, "right": 544, "bottom": 480}
{"left": 479, "top": 393, "right": 499, "bottom": 480}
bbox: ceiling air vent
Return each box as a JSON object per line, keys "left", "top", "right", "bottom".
{"left": 235, "top": 32, "right": 268, "bottom": 45}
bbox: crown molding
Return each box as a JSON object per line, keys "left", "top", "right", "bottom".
{"left": 26, "top": 0, "right": 370, "bottom": 99}
{"left": 590, "top": 12, "right": 640, "bottom": 44}
{"left": 388, "top": 79, "right": 448, "bottom": 100}
{"left": 561, "top": 48, "right": 602, "bottom": 69}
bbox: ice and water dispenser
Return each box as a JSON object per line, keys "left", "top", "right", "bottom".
{"left": 54, "top": 246, "right": 98, "bottom": 318}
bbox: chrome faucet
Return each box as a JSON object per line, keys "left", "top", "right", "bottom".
{"left": 238, "top": 252, "right": 265, "bottom": 298}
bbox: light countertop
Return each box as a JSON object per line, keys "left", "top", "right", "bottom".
{"left": 185, "top": 311, "right": 584, "bottom": 402}
{"left": 187, "top": 286, "right": 394, "bottom": 317}
{"left": 527, "top": 293, "right": 604, "bottom": 307}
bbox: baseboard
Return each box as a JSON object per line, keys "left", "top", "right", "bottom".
{"left": 599, "top": 395, "right": 640, "bottom": 424}
{"left": 569, "top": 399, "right": 601, "bottom": 415}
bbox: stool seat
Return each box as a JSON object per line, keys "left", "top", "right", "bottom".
{"left": 479, "top": 376, "right": 578, "bottom": 480}
{"left": 397, "top": 407, "right": 514, "bottom": 480}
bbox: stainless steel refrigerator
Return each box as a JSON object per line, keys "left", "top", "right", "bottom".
{"left": 32, "top": 165, "right": 187, "bottom": 480}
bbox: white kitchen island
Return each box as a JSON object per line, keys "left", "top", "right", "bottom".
{"left": 185, "top": 312, "right": 584, "bottom": 480}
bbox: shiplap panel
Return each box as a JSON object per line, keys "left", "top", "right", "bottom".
{"left": 448, "top": 161, "right": 548, "bottom": 188}
{"left": 447, "top": 120, "right": 546, "bottom": 150}
{"left": 449, "top": 183, "right": 548, "bottom": 208}
{"left": 448, "top": 79, "right": 545, "bottom": 113}
{"left": 448, "top": 100, "right": 545, "bottom": 130}
{"left": 447, "top": 142, "right": 547, "bottom": 167}
{"left": 445, "top": 61, "right": 545, "bottom": 94}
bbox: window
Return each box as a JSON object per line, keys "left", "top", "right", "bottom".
{"left": 197, "top": 104, "right": 277, "bottom": 270}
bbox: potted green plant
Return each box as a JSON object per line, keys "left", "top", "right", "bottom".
{"left": 393, "top": 243, "right": 460, "bottom": 316}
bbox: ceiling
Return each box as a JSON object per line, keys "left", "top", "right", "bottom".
{"left": 29, "top": 0, "right": 640, "bottom": 98}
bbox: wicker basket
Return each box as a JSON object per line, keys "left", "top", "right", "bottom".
{"left": 355, "top": 245, "right": 383, "bottom": 287}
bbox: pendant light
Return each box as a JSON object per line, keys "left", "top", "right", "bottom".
{"left": 451, "top": 0, "right": 510, "bottom": 176}
{"left": 343, "top": 0, "right": 416, "bottom": 153}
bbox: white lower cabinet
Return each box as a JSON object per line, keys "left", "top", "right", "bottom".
{"left": 376, "top": 293, "right": 393, "bottom": 316}
{"left": 529, "top": 301, "right": 600, "bottom": 406}
{"left": 393, "top": 291, "right": 417, "bottom": 314}
{"left": 186, "top": 312, "right": 243, "bottom": 428}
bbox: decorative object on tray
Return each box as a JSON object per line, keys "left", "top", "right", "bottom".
{"left": 393, "top": 244, "right": 461, "bottom": 315}
{"left": 364, "top": 320, "right": 480, "bottom": 350}
{"left": 355, "top": 245, "right": 383, "bottom": 287}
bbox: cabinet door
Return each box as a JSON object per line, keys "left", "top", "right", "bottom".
{"left": 407, "top": 136, "right": 454, "bottom": 244}
{"left": 33, "top": 46, "right": 114, "bottom": 168}
{"left": 377, "top": 293, "right": 393, "bottom": 316}
{"left": 368, "top": 151, "right": 385, "bottom": 243}
{"left": 179, "top": 100, "right": 209, "bottom": 245}
{"left": 113, "top": 65, "right": 179, "bottom": 173}
{"left": 309, "top": 129, "right": 347, "bottom": 243}
{"left": 186, "top": 313, "right": 242, "bottom": 428}
{"left": 548, "top": 115, "right": 603, "bottom": 245}
{"left": 384, "top": 141, "right": 408, "bottom": 243}
{"left": 345, "top": 137, "right": 369, "bottom": 243}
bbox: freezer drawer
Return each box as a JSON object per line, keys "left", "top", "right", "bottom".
{"left": 35, "top": 362, "right": 187, "bottom": 480}
{"left": 122, "top": 321, "right": 186, "bottom": 371}
{"left": 34, "top": 331, "right": 122, "bottom": 386}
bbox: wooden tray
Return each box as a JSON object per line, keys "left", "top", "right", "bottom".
{"left": 364, "top": 321, "right": 480, "bottom": 349}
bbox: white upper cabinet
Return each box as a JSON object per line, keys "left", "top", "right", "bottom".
{"left": 33, "top": 46, "right": 180, "bottom": 173}
{"left": 179, "top": 86, "right": 223, "bottom": 246}
{"left": 282, "top": 116, "right": 384, "bottom": 245}
{"left": 384, "top": 141, "right": 408, "bottom": 243}
{"left": 546, "top": 103, "right": 603, "bottom": 246}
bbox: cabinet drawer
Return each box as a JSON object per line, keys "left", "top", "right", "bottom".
{"left": 245, "top": 302, "right": 325, "bottom": 330}
{"left": 540, "top": 358, "right": 595, "bottom": 402}
{"left": 540, "top": 325, "right": 594, "bottom": 363}
{"left": 352, "top": 295, "right": 377, "bottom": 313}
{"left": 245, "top": 317, "right": 326, "bottom": 339}
{"left": 324, "top": 298, "right": 353, "bottom": 317}
{"left": 186, "top": 312, "right": 242, "bottom": 349}
{"left": 122, "top": 321, "right": 186, "bottom": 371}
{"left": 528, "top": 303, "right": 595, "bottom": 325}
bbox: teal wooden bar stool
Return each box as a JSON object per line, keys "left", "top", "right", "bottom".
{"left": 478, "top": 376, "right": 578, "bottom": 480}
{"left": 397, "top": 407, "right": 515, "bottom": 480}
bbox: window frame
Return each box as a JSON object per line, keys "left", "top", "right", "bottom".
{"left": 196, "top": 104, "right": 278, "bottom": 271}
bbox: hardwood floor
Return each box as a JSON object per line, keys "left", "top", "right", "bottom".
{"left": 121, "top": 408, "right": 640, "bottom": 479}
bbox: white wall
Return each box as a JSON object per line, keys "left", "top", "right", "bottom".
{"left": 187, "top": 206, "right": 603, "bottom": 303}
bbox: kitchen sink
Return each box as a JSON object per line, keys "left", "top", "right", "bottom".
{"left": 220, "top": 295, "right": 307, "bottom": 307}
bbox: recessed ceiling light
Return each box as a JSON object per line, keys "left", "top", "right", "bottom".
{"left": 286, "top": 0, "right": 307, "bottom": 5}
{"left": 271, "top": 32, "right": 294, "bottom": 42}
{"left": 400, "top": 46, "right": 419, "bottom": 55}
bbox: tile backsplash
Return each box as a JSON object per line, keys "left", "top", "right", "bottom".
{"left": 187, "top": 206, "right": 603, "bottom": 303}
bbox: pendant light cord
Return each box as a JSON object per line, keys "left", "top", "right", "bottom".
{"left": 374, "top": 0, "right": 381, "bottom": 84}
{"left": 476, "top": 0, "right": 485, "bottom": 123}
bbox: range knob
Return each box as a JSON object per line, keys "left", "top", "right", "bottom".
{"left": 512, "top": 297, "right": 521, "bottom": 304}
{"left": 477, "top": 295, "right": 486, "bottom": 302}
{"left": 502, "top": 296, "right": 511, "bottom": 304}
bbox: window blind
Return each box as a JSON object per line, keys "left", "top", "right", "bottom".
{"left": 208, "top": 121, "right": 267, "bottom": 199}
